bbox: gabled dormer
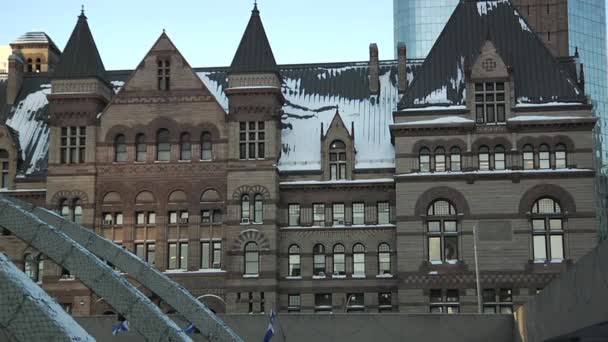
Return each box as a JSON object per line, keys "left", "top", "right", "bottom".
{"left": 321, "top": 110, "right": 355, "bottom": 180}
{"left": 466, "top": 40, "right": 513, "bottom": 125}
{"left": 227, "top": 4, "right": 284, "bottom": 162}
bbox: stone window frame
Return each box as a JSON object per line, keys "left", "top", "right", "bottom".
{"left": 244, "top": 242, "right": 260, "bottom": 275}
{"left": 114, "top": 134, "right": 127, "bottom": 162}
{"left": 329, "top": 140, "right": 347, "bottom": 180}
{"left": 60, "top": 126, "right": 86, "bottom": 164}
{"left": 377, "top": 243, "right": 391, "bottom": 275}
{"left": 555, "top": 144, "right": 567, "bottom": 169}
{"left": 0, "top": 149, "right": 9, "bottom": 189}
{"left": 313, "top": 243, "right": 327, "bottom": 276}
{"left": 157, "top": 57, "right": 171, "bottom": 91}
{"left": 482, "top": 288, "right": 513, "bottom": 314}
{"left": 352, "top": 243, "right": 366, "bottom": 277}
{"left": 429, "top": 289, "right": 460, "bottom": 313}
{"left": 425, "top": 200, "right": 459, "bottom": 264}
{"left": 474, "top": 81, "right": 507, "bottom": 124}
{"left": 288, "top": 244, "right": 301, "bottom": 277}
{"left": 239, "top": 121, "right": 265, "bottom": 160}
{"left": 531, "top": 197, "right": 565, "bottom": 263}
{"left": 478, "top": 145, "right": 490, "bottom": 170}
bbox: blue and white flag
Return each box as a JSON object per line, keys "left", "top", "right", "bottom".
{"left": 112, "top": 320, "right": 129, "bottom": 336}
{"left": 184, "top": 323, "right": 197, "bottom": 335}
{"left": 263, "top": 310, "right": 277, "bottom": 342}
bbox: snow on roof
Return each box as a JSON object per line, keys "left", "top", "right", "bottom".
{"left": 6, "top": 83, "right": 50, "bottom": 176}
{"left": 11, "top": 31, "right": 60, "bottom": 52}
{"left": 280, "top": 178, "right": 394, "bottom": 186}
{"left": 477, "top": 0, "right": 508, "bottom": 16}
{"left": 514, "top": 101, "right": 585, "bottom": 108}
{"left": 199, "top": 60, "right": 417, "bottom": 172}
{"left": 393, "top": 116, "right": 474, "bottom": 126}
{"left": 399, "top": 105, "right": 467, "bottom": 112}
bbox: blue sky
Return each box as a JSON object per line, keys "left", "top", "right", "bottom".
{"left": 2, "top": 0, "right": 394, "bottom": 70}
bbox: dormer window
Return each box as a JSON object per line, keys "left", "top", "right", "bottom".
{"left": 157, "top": 59, "right": 170, "bottom": 91}
{"left": 329, "top": 140, "right": 347, "bottom": 180}
{"left": 475, "top": 82, "right": 505, "bottom": 124}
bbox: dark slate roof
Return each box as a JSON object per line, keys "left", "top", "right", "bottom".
{"left": 12, "top": 32, "right": 61, "bottom": 55}
{"left": 399, "top": 0, "right": 585, "bottom": 109}
{"left": 54, "top": 11, "right": 106, "bottom": 80}
{"left": 0, "top": 78, "right": 7, "bottom": 123}
{"left": 230, "top": 4, "right": 279, "bottom": 75}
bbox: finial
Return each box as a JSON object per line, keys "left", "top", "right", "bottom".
{"left": 163, "top": 28, "right": 166, "bottom": 34}
{"left": 81, "top": 4, "right": 84, "bottom": 15}
{"left": 253, "top": 0, "right": 259, "bottom": 12}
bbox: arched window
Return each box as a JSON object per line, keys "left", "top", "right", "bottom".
{"left": 434, "top": 147, "right": 446, "bottom": 172}
{"left": 555, "top": 144, "right": 567, "bottom": 169}
{"left": 35, "top": 58, "right": 41, "bottom": 72}
{"left": 378, "top": 243, "right": 391, "bottom": 275}
{"left": 135, "top": 134, "right": 146, "bottom": 162}
{"left": 531, "top": 198, "right": 564, "bottom": 262}
{"left": 73, "top": 199, "right": 82, "bottom": 224}
{"left": 201, "top": 132, "right": 212, "bottom": 161}
{"left": 419, "top": 147, "right": 431, "bottom": 172}
{"left": 313, "top": 244, "right": 326, "bottom": 276}
{"left": 329, "top": 140, "right": 347, "bottom": 180}
{"left": 450, "top": 147, "right": 461, "bottom": 171}
{"left": 156, "top": 129, "right": 170, "bottom": 161}
{"left": 353, "top": 243, "right": 366, "bottom": 276}
{"left": 427, "top": 200, "right": 458, "bottom": 263}
{"left": 114, "top": 134, "right": 127, "bottom": 162}
{"left": 254, "top": 194, "right": 263, "bottom": 223}
{"left": 180, "top": 133, "right": 191, "bottom": 161}
{"left": 241, "top": 195, "right": 250, "bottom": 223}
{"left": 523, "top": 144, "right": 534, "bottom": 170}
{"left": 60, "top": 199, "right": 70, "bottom": 220}
{"left": 0, "top": 149, "right": 9, "bottom": 189}
{"left": 494, "top": 145, "right": 506, "bottom": 170}
{"left": 539, "top": 144, "right": 550, "bottom": 169}
{"left": 478, "top": 146, "right": 490, "bottom": 170}
{"left": 26, "top": 58, "right": 33, "bottom": 72}
{"left": 244, "top": 242, "right": 259, "bottom": 275}
{"left": 333, "top": 244, "right": 345, "bottom": 276}
{"left": 288, "top": 245, "right": 301, "bottom": 277}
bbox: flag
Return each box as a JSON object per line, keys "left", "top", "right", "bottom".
{"left": 263, "top": 310, "right": 277, "bottom": 342}
{"left": 112, "top": 320, "right": 129, "bottom": 336}
{"left": 184, "top": 323, "right": 198, "bottom": 335}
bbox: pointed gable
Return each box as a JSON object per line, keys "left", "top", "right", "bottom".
{"left": 230, "top": 4, "right": 279, "bottom": 75}
{"left": 399, "top": 0, "right": 584, "bottom": 109}
{"left": 54, "top": 10, "right": 106, "bottom": 80}
{"left": 324, "top": 110, "right": 352, "bottom": 141}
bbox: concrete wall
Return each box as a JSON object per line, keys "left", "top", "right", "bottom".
{"left": 516, "top": 239, "right": 608, "bottom": 342}
{"left": 69, "top": 313, "right": 514, "bottom": 342}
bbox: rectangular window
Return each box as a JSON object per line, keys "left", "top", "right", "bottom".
{"left": 430, "top": 289, "right": 459, "bottom": 313}
{"left": 157, "top": 58, "right": 170, "bottom": 90}
{"left": 539, "top": 151, "right": 550, "bottom": 169}
{"left": 523, "top": 151, "right": 535, "bottom": 170}
{"left": 201, "top": 242, "right": 210, "bottom": 269}
{"left": 346, "top": 293, "right": 365, "bottom": 312}
{"left": 474, "top": 82, "right": 506, "bottom": 124}
{"left": 148, "top": 212, "right": 156, "bottom": 224}
{"left": 135, "top": 244, "right": 145, "bottom": 260}
{"left": 168, "top": 243, "right": 178, "bottom": 270}
{"left": 332, "top": 203, "right": 345, "bottom": 226}
{"left": 428, "top": 220, "right": 458, "bottom": 263}
{"left": 239, "top": 121, "right": 265, "bottom": 160}
{"left": 495, "top": 152, "right": 506, "bottom": 170}
{"left": 314, "top": 293, "right": 332, "bottom": 312}
{"left": 135, "top": 243, "right": 155, "bottom": 266}
{"left": 180, "top": 211, "right": 189, "bottom": 224}
{"left": 352, "top": 203, "right": 364, "bottom": 225}
{"left": 102, "top": 212, "right": 113, "bottom": 225}
{"left": 60, "top": 126, "right": 86, "bottom": 164}
{"left": 169, "top": 211, "right": 178, "bottom": 224}
{"left": 378, "top": 202, "right": 390, "bottom": 224}
{"left": 1, "top": 162, "right": 9, "bottom": 188}
{"left": 115, "top": 213, "right": 123, "bottom": 225}
{"left": 201, "top": 210, "right": 211, "bottom": 224}
{"left": 555, "top": 151, "right": 567, "bottom": 169}
{"left": 212, "top": 242, "right": 222, "bottom": 268}
{"left": 179, "top": 242, "right": 188, "bottom": 270}
{"left": 136, "top": 212, "right": 145, "bottom": 225}
{"left": 288, "top": 294, "right": 301, "bottom": 312}
{"left": 379, "top": 293, "right": 392, "bottom": 312}
{"left": 313, "top": 204, "right": 325, "bottom": 226}
{"left": 533, "top": 235, "right": 547, "bottom": 261}
{"left": 288, "top": 204, "right": 301, "bottom": 226}
{"left": 483, "top": 288, "right": 513, "bottom": 314}
{"left": 146, "top": 243, "right": 155, "bottom": 266}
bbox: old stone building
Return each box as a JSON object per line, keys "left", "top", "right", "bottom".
{"left": 0, "top": 1, "right": 598, "bottom": 315}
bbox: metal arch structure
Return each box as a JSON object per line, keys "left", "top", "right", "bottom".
{"left": 0, "top": 252, "right": 94, "bottom": 342}
{"left": 0, "top": 196, "right": 191, "bottom": 342}
{"left": 1, "top": 195, "right": 243, "bottom": 342}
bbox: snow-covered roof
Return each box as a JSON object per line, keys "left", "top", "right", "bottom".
{"left": 198, "top": 60, "right": 420, "bottom": 172}
{"left": 393, "top": 116, "right": 474, "bottom": 126}
{"left": 11, "top": 31, "right": 60, "bottom": 53}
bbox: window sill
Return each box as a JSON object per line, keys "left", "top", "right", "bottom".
{"left": 177, "top": 160, "right": 192, "bottom": 163}
{"left": 332, "top": 274, "right": 346, "bottom": 279}
{"left": 352, "top": 274, "right": 366, "bottom": 279}
{"left": 376, "top": 274, "right": 393, "bottom": 278}
{"left": 153, "top": 161, "right": 170, "bottom": 163}
{"left": 285, "top": 276, "right": 302, "bottom": 280}
{"left": 243, "top": 274, "right": 259, "bottom": 278}
{"left": 312, "top": 275, "right": 327, "bottom": 279}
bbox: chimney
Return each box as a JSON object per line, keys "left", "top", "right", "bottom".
{"left": 7, "top": 51, "right": 24, "bottom": 105}
{"left": 397, "top": 42, "right": 407, "bottom": 94}
{"left": 369, "top": 43, "right": 379, "bottom": 94}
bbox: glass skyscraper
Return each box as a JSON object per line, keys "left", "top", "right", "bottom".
{"left": 393, "top": 0, "right": 460, "bottom": 59}
{"left": 394, "top": 0, "right": 608, "bottom": 238}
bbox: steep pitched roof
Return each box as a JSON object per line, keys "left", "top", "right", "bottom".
{"left": 230, "top": 4, "right": 279, "bottom": 75}
{"left": 399, "top": 0, "right": 585, "bottom": 109}
{"left": 54, "top": 10, "right": 106, "bottom": 80}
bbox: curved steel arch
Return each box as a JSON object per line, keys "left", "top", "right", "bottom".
{"left": 0, "top": 252, "right": 94, "bottom": 342}
{"left": 28, "top": 201, "right": 242, "bottom": 341}
{"left": 0, "top": 196, "right": 191, "bottom": 342}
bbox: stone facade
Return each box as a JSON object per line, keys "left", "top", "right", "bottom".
{"left": 0, "top": 1, "right": 599, "bottom": 317}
